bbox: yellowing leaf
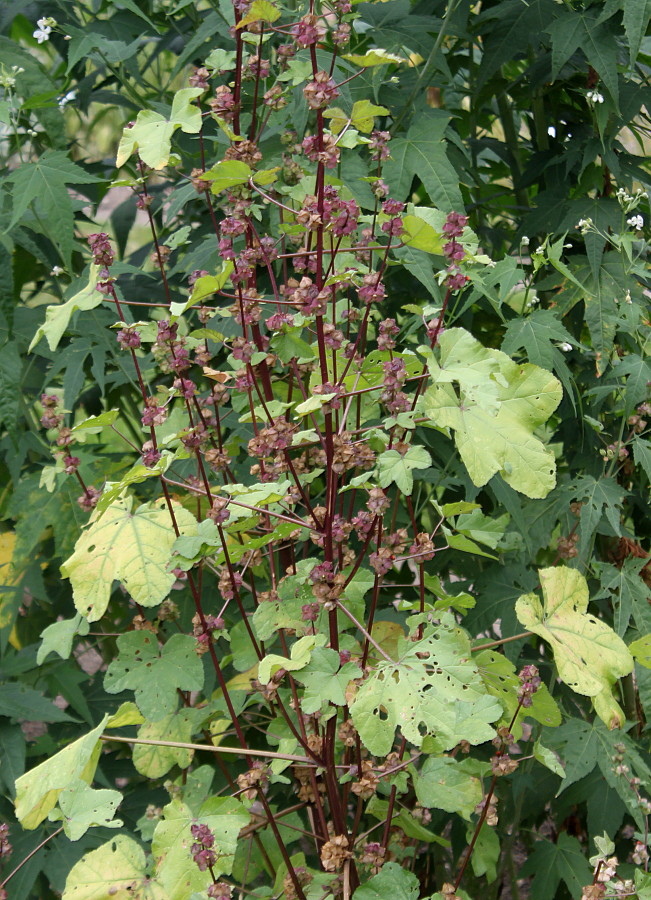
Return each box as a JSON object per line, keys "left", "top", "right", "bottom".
{"left": 350, "top": 616, "right": 502, "bottom": 755}
{"left": 343, "top": 49, "right": 406, "bottom": 67}
{"left": 61, "top": 497, "right": 196, "bottom": 622}
{"left": 258, "top": 634, "right": 326, "bottom": 684}
{"left": 515, "top": 567, "right": 633, "bottom": 719}
{"left": 400, "top": 214, "right": 444, "bottom": 254}
{"left": 152, "top": 797, "right": 249, "bottom": 897}
{"left": 28, "top": 265, "right": 104, "bottom": 352}
{"left": 15, "top": 716, "right": 108, "bottom": 830}
{"left": 423, "top": 328, "right": 562, "bottom": 498}
{"left": 0, "top": 531, "right": 21, "bottom": 649}
{"left": 132, "top": 710, "right": 198, "bottom": 778}
{"left": 236, "top": 0, "right": 281, "bottom": 28}
{"left": 49, "top": 780, "right": 123, "bottom": 840}
{"left": 62, "top": 834, "right": 164, "bottom": 899}
{"left": 116, "top": 88, "right": 203, "bottom": 170}
{"left": 351, "top": 100, "right": 389, "bottom": 132}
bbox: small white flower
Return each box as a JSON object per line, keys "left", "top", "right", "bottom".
{"left": 521, "top": 236, "right": 530, "bottom": 246}
{"left": 586, "top": 90, "right": 604, "bottom": 104}
{"left": 33, "top": 16, "right": 56, "bottom": 43}
{"left": 547, "top": 125, "right": 556, "bottom": 138}
{"left": 533, "top": 246, "right": 544, "bottom": 255}
{"left": 50, "top": 266, "right": 64, "bottom": 277}
{"left": 559, "top": 342, "right": 572, "bottom": 352}
{"left": 59, "top": 90, "right": 77, "bottom": 108}
{"left": 627, "top": 214, "right": 643, "bottom": 230}
{"left": 33, "top": 25, "right": 51, "bottom": 43}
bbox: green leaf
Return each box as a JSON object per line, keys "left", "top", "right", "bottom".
{"left": 6, "top": 151, "right": 100, "bottom": 267}
{"left": 61, "top": 497, "right": 196, "bottom": 622}
{"left": 292, "top": 647, "right": 361, "bottom": 714}
{"left": 132, "top": 710, "right": 199, "bottom": 778}
{"left": 15, "top": 716, "right": 108, "bottom": 829}
{"left": 49, "top": 779, "right": 122, "bottom": 840}
{"left": 0, "top": 683, "right": 74, "bottom": 723}
{"left": 534, "top": 740, "right": 565, "bottom": 778}
{"left": 623, "top": 0, "right": 651, "bottom": 63}
{"left": 37, "top": 614, "right": 90, "bottom": 664}
{"left": 295, "top": 393, "right": 336, "bottom": 415}
{"left": 596, "top": 559, "right": 651, "bottom": 635}
{"left": 350, "top": 100, "right": 389, "bottom": 132}
{"left": 62, "top": 834, "right": 155, "bottom": 899}
{"left": 152, "top": 797, "right": 249, "bottom": 896}
{"left": 352, "top": 862, "right": 419, "bottom": 900}
{"left": 629, "top": 633, "right": 651, "bottom": 668}
{"left": 350, "top": 616, "right": 502, "bottom": 755}
{"left": 104, "top": 632, "right": 204, "bottom": 721}
{"left": 414, "top": 756, "right": 483, "bottom": 819}
{"left": 71, "top": 410, "right": 120, "bottom": 435}
{"left": 520, "top": 833, "right": 592, "bottom": 900}
{"left": 633, "top": 435, "right": 651, "bottom": 481}
{"left": 170, "top": 261, "right": 235, "bottom": 314}
{"left": 400, "top": 214, "right": 444, "bottom": 254}
{"left": 467, "top": 823, "right": 500, "bottom": 883}
{"left": 343, "top": 49, "right": 406, "bottom": 67}
{"left": 383, "top": 114, "right": 462, "bottom": 210}
{"left": 571, "top": 475, "right": 626, "bottom": 562}
{"left": 258, "top": 634, "right": 325, "bottom": 684}
{"left": 200, "top": 159, "right": 252, "bottom": 194}
{"left": 28, "top": 266, "right": 105, "bottom": 352}
{"left": 105, "top": 702, "right": 144, "bottom": 728}
{"left": 376, "top": 445, "right": 432, "bottom": 495}
{"left": 236, "top": 0, "right": 281, "bottom": 28}
{"left": 515, "top": 567, "right": 633, "bottom": 726}
{"left": 116, "top": 88, "right": 203, "bottom": 169}
{"left": 475, "top": 649, "right": 561, "bottom": 737}
{"left": 422, "top": 328, "right": 562, "bottom": 498}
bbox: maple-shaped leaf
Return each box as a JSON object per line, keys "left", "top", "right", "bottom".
{"left": 6, "top": 151, "right": 100, "bottom": 268}
{"left": 116, "top": 87, "right": 203, "bottom": 170}
{"left": 350, "top": 616, "right": 502, "bottom": 755}
{"left": 152, "top": 797, "right": 249, "bottom": 897}
{"left": 570, "top": 475, "right": 626, "bottom": 561}
{"left": 377, "top": 445, "right": 432, "bottom": 495}
{"left": 501, "top": 308, "right": 576, "bottom": 397}
{"left": 49, "top": 779, "right": 122, "bottom": 841}
{"left": 61, "top": 496, "right": 196, "bottom": 622}
{"left": 132, "top": 710, "right": 199, "bottom": 779}
{"left": 520, "top": 833, "right": 591, "bottom": 900}
{"left": 422, "top": 328, "right": 562, "bottom": 498}
{"left": 515, "top": 567, "right": 633, "bottom": 726}
{"left": 292, "top": 647, "right": 361, "bottom": 714}
{"left": 104, "top": 632, "right": 204, "bottom": 721}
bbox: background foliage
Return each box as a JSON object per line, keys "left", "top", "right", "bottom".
{"left": 0, "top": 0, "right": 650, "bottom": 899}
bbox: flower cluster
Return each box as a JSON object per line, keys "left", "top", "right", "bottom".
{"left": 190, "top": 822, "right": 217, "bottom": 872}
{"left": 442, "top": 212, "right": 470, "bottom": 291}
{"left": 517, "top": 664, "right": 541, "bottom": 707}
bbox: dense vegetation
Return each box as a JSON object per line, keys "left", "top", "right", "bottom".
{"left": 0, "top": 1, "right": 650, "bottom": 898}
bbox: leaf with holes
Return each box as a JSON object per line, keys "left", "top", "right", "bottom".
{"left": 61, "top": 497, "right": 196, "bottom": 622}
{"left": 515, "top": 567, "right": 633, "bottom": 725}
{"left": 62, "top": 834, "right": 162, "bottom": 899}
{"left": 49, "top": 780, "right": 122, "bottom": 840}
{"left": 350, "top": 615, "right": 502, "bottom": 756}
{"left": 104, "top": 632, "right": 204, "bottom": 721}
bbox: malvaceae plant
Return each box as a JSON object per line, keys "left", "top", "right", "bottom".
{"left": 1, "top": 1, "right": 650, "bottom": 899}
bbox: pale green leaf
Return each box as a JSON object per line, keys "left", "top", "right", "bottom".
{"left": 350, "top": 616, "right": 502, "bottom": 755}
{"left": 132, "top": 710, "right": 198, "bottom": 778}
{"left": 37, "top": 613, "right": 90, "bottom": 664}
{"left": 15, "top": 716, "right": 108, "bottom": 829}
{"left": 414, "top": 756, "right": 483, "bottom": 819}
{"left": 423, "top": 328, "right": 562, "bottom": 498}
{"left": 534, "top": 740, "right": 565, "bottom": 778}
{"left": 49, "top": 779, "right": 122, "bottom": 840}
{"left": 343, "top": 49, "right": 406, "bottom": 67}
{"left": 201, "top": 159, "right": 252, "bottom": 194}
{"left": 352, "top": 863, "right": 418, "bottom": 900}
{"left": 105, "top": 702, "right": 144, "bottom": 728}
{"left": 152, "top": 797, "right": 249, "bottom": 897}
{"left": 61, "top": 497, "right": 196, "bottom": 622}
{"left": 400, "top": 214, "right": 444, "bottom": 254}
{"left": 29, "top": 265, "right": 104, "bottom": 352}
{"left": 351, "top": 99, "right": 389, "bottom": 132}
{"left": 104, "top": 632, "right": 204, "bottom": 721}
{"left": 258, "top": 634, "right": 325, "bottom": 684}
{"left": 116, "top": 88, "right": 202, "bottom": 169}
{"left": 515, "top": 567, "right": 633, "bottom": 722}
{"left": 170, "top": 261, "right": 234, "bottom": 314}
{"left": 62, "top": 834, "right": 163, "bottom": 899}
{"left": 236, "top": 0, "right": 281, "bottom": 28}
